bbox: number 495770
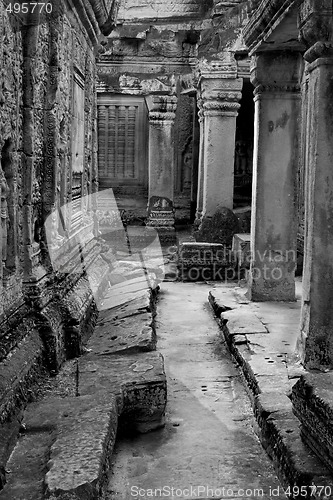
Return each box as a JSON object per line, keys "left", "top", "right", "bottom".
{"left": 6, "top": 2, "right": 53, "bottom": 14}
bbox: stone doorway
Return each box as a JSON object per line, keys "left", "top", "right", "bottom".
{"left": 233, "top": 79, "right": 254, "bottom": 209}
{"left": 97, "top": 95, "right": 149, "bottom": 222}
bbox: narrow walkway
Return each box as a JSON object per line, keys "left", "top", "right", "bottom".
{"left": 107, "top": 282, "right": 287, "bottom": 500}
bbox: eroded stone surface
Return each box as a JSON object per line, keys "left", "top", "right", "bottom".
{"left": 88, "top": 312, "right": 156, "bottom": 355}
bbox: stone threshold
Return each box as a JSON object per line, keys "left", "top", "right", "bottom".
{"left": 0, "top": 280, "right": 166, "bottom": 500}
{"left": 208, "top": 289, "right": 333, "bottom": 499}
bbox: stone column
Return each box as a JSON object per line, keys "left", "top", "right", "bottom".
{"left": 200, "top": 73, "right": 242, "bottom": 218}
{"left": 194, "top": 98, "right": 205, "bottom": 227}
{"left": 248, "top": 51, "right": 302, "bottom": 302}
{"left": 147, "top": 95, "right": 177, "bottom": 230}
{"left": 297, "top": 2, "right": 333, "bottom": 367}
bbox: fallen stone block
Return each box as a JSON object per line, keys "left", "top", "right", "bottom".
{"left": 79, "top": 351, "right": 167, "bottom": 433}
{"left": 0, "top": 393, "right": 118, "bottom": 500}
{"left": 179, "top": 242, "right": 235, "bottom": 282}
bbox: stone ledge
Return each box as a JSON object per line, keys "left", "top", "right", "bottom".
{"left": 292, "top": 373, "right": 333, "bottom": 475}
{"left": 208, "top": 289, "right": 333, "bottom": 493}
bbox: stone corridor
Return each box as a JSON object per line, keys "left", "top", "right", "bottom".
{"left": 106, "top": 282, "right": 286, "bottom": 500}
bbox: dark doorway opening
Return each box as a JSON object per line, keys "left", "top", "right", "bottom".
{"left": 233, "top": 80, "right": 254, "bottom": 209}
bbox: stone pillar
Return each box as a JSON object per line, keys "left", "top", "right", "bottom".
{"left": 147, "top": 95, "right": 177, "bottom": 229}
{"left": 200, "top": 73, "right": 242, "bottom": 218}
{"left": 194, "top": 98, "right": 205, "bottom": 226}
{"left": 248, "top": 51, "right": 301, "bottom": 302}
{"left": 297, "top": 1, "right": 333, "bottom": 367}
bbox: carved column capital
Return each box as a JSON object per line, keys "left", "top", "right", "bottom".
{"left": 148, "top": 95, "right": 177, "bottom": 123}
{"left": 250, "top": 51, "right": 302, "bottom": 97}
{"left": 299, "top": 0, "right": 333, "bottom": 63}
{"left": 198, "top": 69, "right": 242, "bottom": 117}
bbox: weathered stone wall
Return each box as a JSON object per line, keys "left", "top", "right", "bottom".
{"left": 0, "top": 3, "right": 24, "bottom": 316}
{"left": 0, "top": 0, "right": 113, "bottom": 420}
{"left": 118, "top": 0, "right": 213, "bottom": 22}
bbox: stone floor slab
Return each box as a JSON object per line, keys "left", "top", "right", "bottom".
{"left": 88, "top": 312, "right": 156, "bottom": 356}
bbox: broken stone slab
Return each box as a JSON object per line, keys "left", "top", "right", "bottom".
{"left": 221, "top": 309, "right": 268, "bottom": 335}
{"left": 87, "top": 312, "right": 156, "bottom": 356}
{"left": 233, "top": 334, "right": 247, "bottom": 345}
{"left": 178, "top": 242, "right": 235, "bottom": 282}
{"left": 78, "top": 351, "right": 167, "bottom": 433}
{"left": 292, "top": 372, "right": 333, "bottom": 474}
{"left": 100, "top": 287, "right": 151, "bottom": 311}
{"left": 104, "top": 276, "right": 153, "bottom": 296}
{"left": 0, "top": 393, "right": 118, "bottom": 500}
{"left": 208, "top": 290, "right": 234, "bottom": 317}
{"left": 97, "top": 293, "right": 154, "bottom": 324}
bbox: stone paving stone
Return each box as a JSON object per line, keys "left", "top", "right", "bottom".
{"left": 222, "top": 308, "right": 268, "bottom": 335}
{"left": 88, "top": 312, "right": 156, "bottom": 355}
